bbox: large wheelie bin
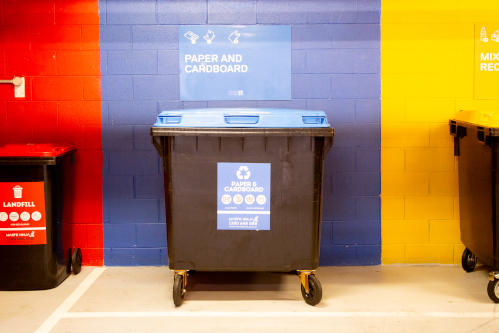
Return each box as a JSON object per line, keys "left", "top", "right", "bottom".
{"left": 0, "top": 144, "right": 82, "bottom": 290}
{"left": 450, "top": 110, "right": 499, "bottom": 303}
{"left": 151, "top": 108, "right": 333, "bottom": 306}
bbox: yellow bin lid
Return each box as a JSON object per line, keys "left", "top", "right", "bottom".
{"left": 453, "top": 110, "right": 499, "bottom": 128}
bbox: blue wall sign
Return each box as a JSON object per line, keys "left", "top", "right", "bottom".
{"left": 217, "top": 163, "right": 271, "bottom": 230}
{"left": 179, "top": 25, "right": 291, "bottom": 101}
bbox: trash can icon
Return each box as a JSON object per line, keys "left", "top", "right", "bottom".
{"left": 12, "top": 185, "right": 23, "bottom": 199}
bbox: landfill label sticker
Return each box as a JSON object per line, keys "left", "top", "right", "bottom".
{"left": 179, "top": 25, "right": 291, "bottom": 101}
{"left": 474, "top": 24, "right": 499, "bottom": 99}
{"left": 0, "top": 182, "right": 47, "bottom": 245}
{"left": 217, "top": 163, "right": 270, "bottom": 230}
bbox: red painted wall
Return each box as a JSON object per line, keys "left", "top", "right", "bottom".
{"left": 0, "top": 0, "right": 103, "bottom": 265}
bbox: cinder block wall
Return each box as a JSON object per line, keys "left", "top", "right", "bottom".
{"left": 381, "top": 0, "right": 499, "bottom": 263}
{"left": 100, "top": 0, "right": 382, "bottom": 265}
{"left": 0, "top": 0, "right": 104, "bottom": 265}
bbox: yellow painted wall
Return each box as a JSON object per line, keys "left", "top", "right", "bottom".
{"left": 381, "top": 1, "right": 499, "bottom": 263}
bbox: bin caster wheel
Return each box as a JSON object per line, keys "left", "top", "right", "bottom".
{"left": 487, "top": 278, "right": 499, "bottom": 303}
{"left": 299, "top": 273, "right": 322, "bottom": 306}
{"left": 461, "top": 248, "right": 477, "bottom": 273}
{"left": 173, "top": 271, "right": 188, "bottom": 307}
{"left": 71, "top": 248, "right": 82, "bottom": 275}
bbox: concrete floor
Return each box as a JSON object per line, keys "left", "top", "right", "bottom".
{"left": 1, "top": 266, "right": 498, "bottom": 333}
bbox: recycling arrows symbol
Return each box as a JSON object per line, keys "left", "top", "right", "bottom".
{"left": 236, "top": 165, "right": 251, "bottom": 180}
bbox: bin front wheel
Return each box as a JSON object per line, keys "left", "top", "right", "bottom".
{"left": 173, "top": 271, "right": 188, "bottom": 307}
{"left": 461, "top": 248, "right": 477, "bottom": 273}
{"left": 299, "top": 272, "right": 322, "bottom": 306}
{"left": 71, "top": 248, "right": 82, "bottom": 275}
{"left": 487, "top": 278, "right": 499, "bottom": 303}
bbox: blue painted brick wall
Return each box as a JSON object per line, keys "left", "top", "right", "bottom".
{"left": 100, "top": 0, "right": 381, "bottom": 266}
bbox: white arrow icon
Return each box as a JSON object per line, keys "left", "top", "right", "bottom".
{"left": 184, "top": 31, "right": 199, "bottom": 44}
{"left": 228, "top": 30, "right": 241, "bottom": 44}
{"left": 203, "top": 30, "right": 216, "bottom": 44}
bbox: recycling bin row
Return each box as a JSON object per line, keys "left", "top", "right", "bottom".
{"left": 6, "top": 108, "right": 498, "bottom": 306}
{"left": 0, "top": 108, "right": 334, "bottom": 308}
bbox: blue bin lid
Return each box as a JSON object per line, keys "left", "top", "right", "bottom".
{"left": 153, "top": 108, "right": 331, "bottom": 128}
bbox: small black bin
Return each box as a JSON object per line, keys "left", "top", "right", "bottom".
{"left": 152, "top": 108, "right": 333, "bottom": 306}
{"left": 450, "top": 111, "right": 499, "bottom": 303}
{"left": 0, "top": 144, "right": 82, "bottom": 290}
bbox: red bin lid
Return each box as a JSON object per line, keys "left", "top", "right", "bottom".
{"left": 0, "top": 144, "right": 75, "bottom": 157}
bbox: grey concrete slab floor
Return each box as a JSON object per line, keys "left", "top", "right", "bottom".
{"left": 0, "top": 268, "right": 95, "bottom": 333}
{"left": 0, "top": 265, "right": 498, "bottom": 333}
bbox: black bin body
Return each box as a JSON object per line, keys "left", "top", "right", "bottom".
{"left": 0, "top": 144, "right": 75, "bottom": 290}
{"left": 451, "top": 119, "right": 499, "bottom": 269}
{"left": 152, "top": 108, "right": 334, "bottom": 272}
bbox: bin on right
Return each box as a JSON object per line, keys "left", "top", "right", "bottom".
{"left": 450, "top": 110, "right": 499, "bottom": 303}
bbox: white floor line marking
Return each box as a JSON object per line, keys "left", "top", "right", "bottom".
{"left": 34, "top": 267, "right": 106, "bottom": 333}
{"left": 62, "top": 311, "right": 499, "bottom": 319}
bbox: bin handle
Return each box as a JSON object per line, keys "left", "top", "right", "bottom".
{"left": 159, "top": 115, "right": 182, "bottom": 124}
{"left": 302, "top": 115, "right": 326, "bottom": 125}
{"left": 449, "top": 121, "right": 467, "bottom": 156}
{"left": 224, "top": 115, "right": 260, "bottom": 124}
{"left": 476, "top": 126, "right": 492, "bottom": 146}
